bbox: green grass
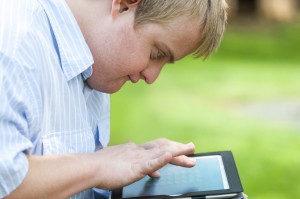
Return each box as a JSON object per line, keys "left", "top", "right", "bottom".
{"left": 110, "top": 22, "right": 300, "bottom": 199}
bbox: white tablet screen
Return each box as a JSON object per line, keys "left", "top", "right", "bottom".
{"left": 122, "top": 155, "right": 229, "bottom": 198}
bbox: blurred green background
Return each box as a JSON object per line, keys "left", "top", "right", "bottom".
{"left": 110, "top": 2, "right": 300, "bottom": 198}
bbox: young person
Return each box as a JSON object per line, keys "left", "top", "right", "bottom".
{"left": 0, "top": 0, "right": 227, "bottom": 198}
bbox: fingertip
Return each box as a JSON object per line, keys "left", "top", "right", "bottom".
{"left": 186, "top": 142, "right": 196, "bottom": 154}
{"left": 188, "top": 142, "right": 195, "bottom": 149}
{"left": 149, "top": 171, "right": 161, "bottom": 178}
{"left": 186, "top": 142, "right": 195, "bottom": 147}
{"left": 187, "top": 157, "right": 197, "bottom": 167}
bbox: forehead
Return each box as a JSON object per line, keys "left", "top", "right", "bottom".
{"left": 133, "top": 13, "right": 202, "bottom": 61}
{"left": 158, "top": 14, "right": 202, "bottom": 60}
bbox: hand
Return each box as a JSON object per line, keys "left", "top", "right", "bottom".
{"left": 94, "top": 138, "right": 195, "bottom": 190}
{"left": 140, "top": 139, "right": 196, "bottom": 177}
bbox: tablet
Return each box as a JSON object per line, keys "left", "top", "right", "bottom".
{"left": 111, "top": 151, "right": 243, "bottom": 199}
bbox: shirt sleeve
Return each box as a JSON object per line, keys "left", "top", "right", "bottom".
{"left": 0, "top": 53, "right": 34, "bottom": 197}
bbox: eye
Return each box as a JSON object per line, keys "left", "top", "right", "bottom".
{"left": 150, "top": 49, "right": 166, "bottom": 61}
{"left": 156, "top": 50, "right": 166, "bottom": 60}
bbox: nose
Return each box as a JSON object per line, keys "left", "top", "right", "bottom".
{"left": 128, "top": 73, "right": 143, "bottom": 83}
{"left": 140, "top": 62, "right": 164, "bottom": 84}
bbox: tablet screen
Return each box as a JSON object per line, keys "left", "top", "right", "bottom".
{"left": 122, "top": 155, "right": 229, "bottom": 198}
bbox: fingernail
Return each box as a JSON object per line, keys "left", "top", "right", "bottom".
{"left": 189, "top": 158, "right": 196, "bottom": 164}
{"left": 186, "top": 142, "right": 195, "bottom": 148}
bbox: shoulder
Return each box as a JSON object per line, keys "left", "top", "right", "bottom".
{"left": 0, "top": 0, "right": 48, "bottom": 123}
{"left": 0, "top": 0, "right": 47, "bottom": 56}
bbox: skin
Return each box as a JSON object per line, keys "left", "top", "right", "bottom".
{"left": 7, "top": 139, "right": 195, "bottom": 199}
{"left": 6, "top": 0, "right": 202, "bottom": 198}
{"left": 72, "top": 0, "right": 202, "bottom": 93}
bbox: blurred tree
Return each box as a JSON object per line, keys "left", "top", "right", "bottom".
{"left": 259, "top": 0, "right": 298, "bottom": 22}
{"left": 227, "top": 0, "right": 299, "bottom": 22}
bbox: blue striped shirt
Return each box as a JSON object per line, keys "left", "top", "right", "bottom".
{"left": 0, "top": 0, "right": 110, "bottom": 198}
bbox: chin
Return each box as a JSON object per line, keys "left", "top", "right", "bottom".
{"left": 97, "top": 84, "right": 123, "bottom": 94}
{"left": 102, "top": 87, "right": 121, "bottom": 94}
{"left": 86, "top": 79, "right": 123, "bottom": 94}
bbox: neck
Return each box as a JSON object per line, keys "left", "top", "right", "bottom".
{"left": 66, "top": 0, "right": 111, "bottom": 35}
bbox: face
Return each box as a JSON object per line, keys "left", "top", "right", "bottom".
{"left": 86, "top": 4, "right": 201, "bottom": 93}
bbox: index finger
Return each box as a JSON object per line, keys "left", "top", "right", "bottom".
{"left": 140, "top": 138, "right": 195, "bottom": 157}
{"left": 132, "top": 152, "right": 173, "bottom": 176}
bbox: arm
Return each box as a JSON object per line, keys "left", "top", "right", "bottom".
{"left": 6, "top": 153, "right": 97, "bottom": 199}
{"left": 6, "top": 139, "right": 195, "bottom": 199}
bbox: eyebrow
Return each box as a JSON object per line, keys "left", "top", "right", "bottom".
{"left": 157, "top": 43, "right": 175, "bottom": 64}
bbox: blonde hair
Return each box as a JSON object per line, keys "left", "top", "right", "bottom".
{"left": 134, "top": 0, "right": 228, "bottom": 58}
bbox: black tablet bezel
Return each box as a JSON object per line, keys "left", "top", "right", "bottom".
{"left": 111, "top": 151, "right": 243, "bottom": 199}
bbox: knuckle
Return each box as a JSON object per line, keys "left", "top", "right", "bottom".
{"left": 156, "top": 138, "right": 168, "bottom": 145}
{"left": 146, "top": 160, "right": 154, "bottom": 172}
{"left": 130, "top": 163, "right": 142, "bottom": 179}
{"left": 126, "top": 141, "right": 138, "bottom": 148}
{"left": 153, "top": 147, "right": 163, "bottom": 156}
{"left": 158, "top": 138, "right": 167, "bottom": 142}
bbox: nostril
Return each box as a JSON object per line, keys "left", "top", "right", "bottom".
{"left": 146, "top": 79, "right": 154, "bottom": 84}
{"left": 140, "top": 75, "right": 148, "bottom": 84}
{"left": 140, "top": 72, "right": 150, "bottom": 84}
{"left": 143, "top": 75, "right": 154, "bottom": 84}
{"left": 141, "top": 71, "right": 156, "bottom": 84}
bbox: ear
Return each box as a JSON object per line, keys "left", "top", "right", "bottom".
{"left": 111, "top": 0, "right": 141, "bottom": 17}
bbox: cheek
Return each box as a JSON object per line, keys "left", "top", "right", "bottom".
{"left": 111, "top": 30, "right": 151, "bottom": 74}
{"left": 116, "top": 57, "right": 148, "bottom": 76}
{"left": 119, "top": 47, "right": 150, "bottom": 74}
{"left": 130, "top": 55, "right": 149, "bottom": 73}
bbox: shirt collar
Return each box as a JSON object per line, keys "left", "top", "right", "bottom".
{"left": 38, "top": 0, "right": 94, "bottom": 81}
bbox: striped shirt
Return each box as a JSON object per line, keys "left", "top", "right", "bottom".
{"left": 0, "top": 0, "right": 110, "bottom": 198}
